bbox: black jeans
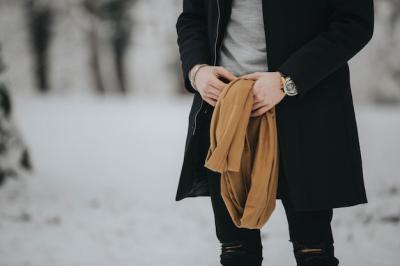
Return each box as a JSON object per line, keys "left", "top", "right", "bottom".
{"left": 206, "top": 164, "right": 340, "bottom": 266}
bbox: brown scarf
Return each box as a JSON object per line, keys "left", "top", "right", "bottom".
{"left": 204, "top": 78, "right": 279, "bottom": 229}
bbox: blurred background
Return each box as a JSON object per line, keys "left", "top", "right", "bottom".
{"left": 0, "top": 0, "right": 399, "bottom": 265}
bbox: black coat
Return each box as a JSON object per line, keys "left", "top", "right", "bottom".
{"left": 174, "top": 0, "right": 374, "bottom": 211}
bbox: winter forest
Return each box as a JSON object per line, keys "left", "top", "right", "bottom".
{"left": 0, "top": 0, "right": 399, "bottom": 265}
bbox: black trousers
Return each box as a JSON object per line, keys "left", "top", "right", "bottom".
{"left": 206, "top": 161, "right": 340, "bottom": 266}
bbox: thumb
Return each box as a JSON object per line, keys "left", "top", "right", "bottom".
{"left": 216, "top": 67, "right": 237, "bottom": 81}
{"left": 241, "top": 72, "right": 262, "bottom": 80}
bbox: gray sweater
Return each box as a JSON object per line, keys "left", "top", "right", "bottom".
{"left": 218, "top": 0, "right": 268, "bottom": 76}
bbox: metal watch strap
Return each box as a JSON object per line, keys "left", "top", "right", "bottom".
{"left": 190, "top": 64, "right": 208, "bottom": 91}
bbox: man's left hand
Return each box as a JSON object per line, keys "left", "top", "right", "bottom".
{"left": 240, "top": 72, "right": 286, "bottom": 117}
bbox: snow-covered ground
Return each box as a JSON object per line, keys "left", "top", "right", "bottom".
{"left": 0, "top": 0, "right": 399, "bottom": 265}
{"left": 0, "top": 95, "right": 399, "bottom": 266}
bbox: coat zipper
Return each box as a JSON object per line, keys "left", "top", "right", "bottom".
{"left": 192, "top": 0, "right": 221, "bottom": 136}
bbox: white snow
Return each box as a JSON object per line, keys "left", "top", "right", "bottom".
{"left": 0, "top": 1, "right": 399, "bottom": 265}
{"left": 0, "top": 95, "right": 399, "bottom": 266}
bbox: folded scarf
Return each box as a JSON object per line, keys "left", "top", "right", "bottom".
{"left": 204, "top": 78, "right": 279, "bottom": 229}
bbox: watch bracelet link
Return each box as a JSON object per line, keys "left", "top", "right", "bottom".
{"left": 190, "top": 64, "right": 208, "bottom": 91}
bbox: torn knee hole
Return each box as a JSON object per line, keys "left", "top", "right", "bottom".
{"left": 293, "top": 242, "right": 328, "bottom": 256}
{"left": 224, "top": 244, "right": 243, "bottom": 252}
{"left": 221, "top": 240, "right": 245, "bottom": 254}
{"left": 298, "top": 248, "right": 323, "bottom": 254}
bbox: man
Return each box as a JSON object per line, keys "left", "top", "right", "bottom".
{"left": 175, "top": 0, "right": 374, "bottom": 265}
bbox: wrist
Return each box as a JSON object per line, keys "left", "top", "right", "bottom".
{"left": 189, "top": 64, "right": 208, "bottom": 91}
{"left": 189, "top": 65, "right": 199, "bottom": 81}
{"left": 275, "top": 72, "right": 285, "bottom": 95}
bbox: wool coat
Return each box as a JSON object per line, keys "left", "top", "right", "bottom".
{"left": 204, "top": 78, "right": 279, "bottom": 229}
{"left": 175, "top": 0, "right": 374, "bottom": 211}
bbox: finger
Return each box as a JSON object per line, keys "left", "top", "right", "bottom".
{"left": 210, "top": 76, "right": 228, "bottom": 91}
{"left": 251, "top": 105, "right": 270, "bottom": 117}
{"left": 252, "top": 101, "right": 266, "bottom": 111}
{"left": 252, "top": 94, "right": 262, "bottom": 104}
{"left": 263, "top": 104, "right": 273, "bottom": 112}
{"left": 216, "top": 67, "right": 237, "bottom": 81}
{"left": 206, "top": 86, "right": 221, "bottom": 98}
{"left": 204, "top": 96, "right": 217, "bottom": 107}
{"left": 204, "top": 90, "right": 219, "bottom": 101}
{"left": 252, "top": 103, "right": 269, "bottom": 114}
{"left": 252, "top": 93, "right": 264, "bottom": 104}
{"left": 241, "top": 72, "right": 262, "bottom": 80}
{"left": 250, "top": 111, "right": 259, "bottom": 117}
{"left": 204, "top": 85, "right": 219, "bottom": 98}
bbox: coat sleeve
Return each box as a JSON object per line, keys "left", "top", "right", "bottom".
{"left": 176, "top": 0, "right": 211, "bottom": 93}
{"left": 277, "top": 0, "right": 374, "bottom": 97}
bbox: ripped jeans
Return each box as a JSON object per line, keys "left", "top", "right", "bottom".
{"left": 206, "top": 167, "right": 340, "bottom": 266}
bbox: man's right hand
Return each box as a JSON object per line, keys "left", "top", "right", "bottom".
{"left": 190, "top": 65, "right": 237, "bottom": 106}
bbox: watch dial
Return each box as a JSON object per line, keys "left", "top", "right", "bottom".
{"left": 287, "top": 81, "right": 295, "bottom": 91}
{"left": 285, "top": 80, "right": 298, "bottom": 95}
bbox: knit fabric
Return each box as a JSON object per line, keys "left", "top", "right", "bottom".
{"left": 218, "top": 0, "right": 268, "bottom": 76}
{"left": 204, "top": 78, "right": 279, "bottom": 229}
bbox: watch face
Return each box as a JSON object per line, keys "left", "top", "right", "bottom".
{"left": 287, "top": 81, "right": 295, "bottom": 91}
{"left": 285, "top": 79, "right": 298, "bottom": 96}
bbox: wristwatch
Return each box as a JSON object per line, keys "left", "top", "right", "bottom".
{"left": 279, "top": 72, "right": 298, "bottom": 96}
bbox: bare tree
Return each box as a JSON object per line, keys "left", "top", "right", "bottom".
{"left": 373, "top": 0, "right": 400, "bottom": 104}
{"left": 24, "top": 0, "right": 54, "bottom": 93}
{"left": 0, "top": 44, "right": 33, "bottom": 186}
{"left": 82, "top": 0, "right": 135, "bottom": 94}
